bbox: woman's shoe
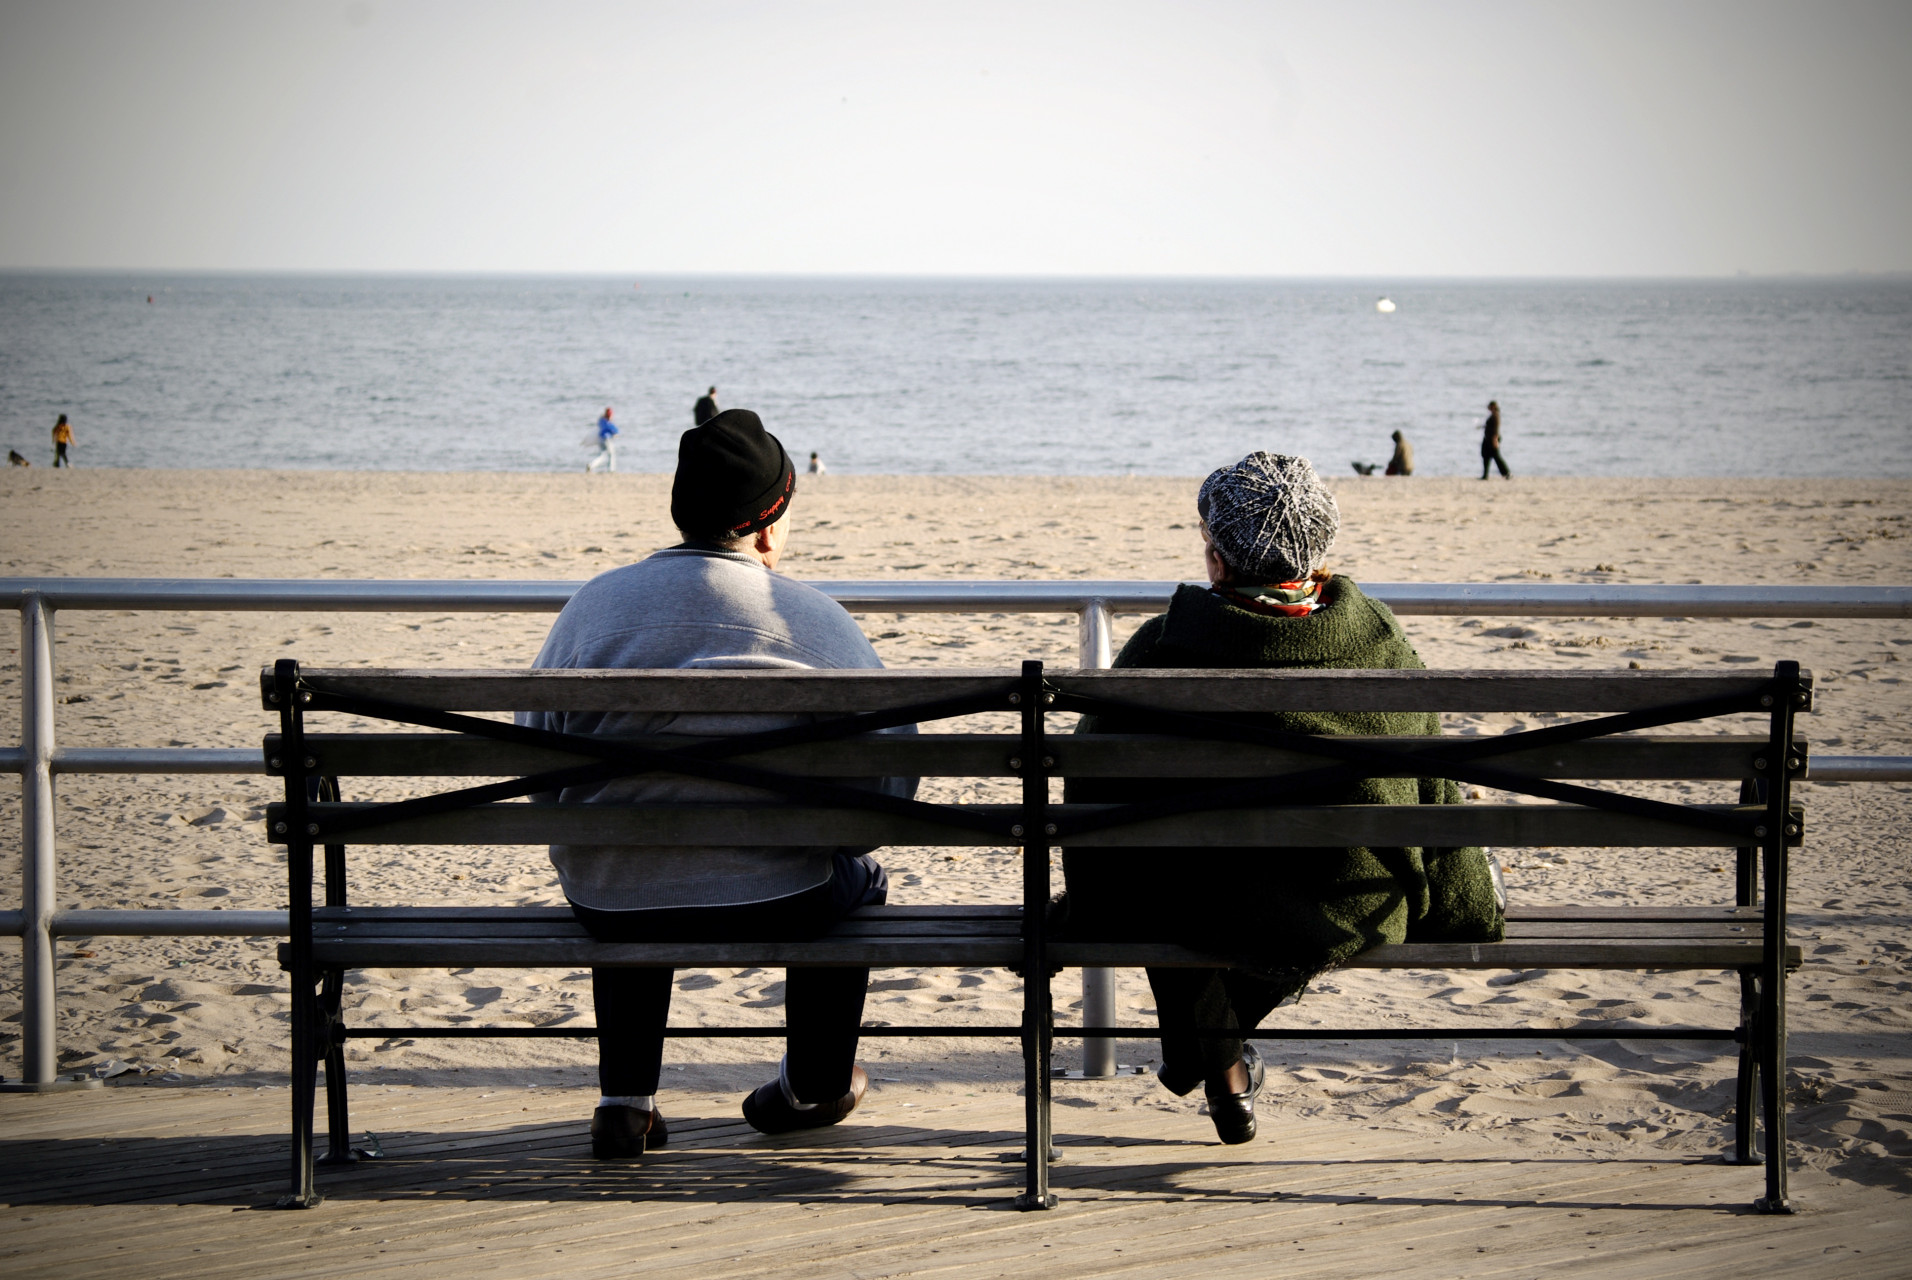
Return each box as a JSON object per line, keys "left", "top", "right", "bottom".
{"left": 1203, "top": 1043, "right": 1264, "bottom": 1145}
{"left": 590, "top": 1104, "right": 667, "bottom": 1158}
{"left": 743, "top": 1065, "right": 869, "bottom": 1134}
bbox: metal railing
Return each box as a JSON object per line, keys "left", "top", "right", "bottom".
{"left": 4, "top": 577, "right": 1910, "bottom": 1089}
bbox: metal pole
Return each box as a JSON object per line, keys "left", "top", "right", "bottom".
{"left": 18, "top": 593, "right": 56, "bottom": 1085}
{"left": 1077, "top": 599, "right": 1114, "bottom": 671}
{"left": 8, "top": 593, "right": 100, "bottom": 1094}
{"left": 1076, "top": 600, "right": 1119, "bottom": 1078}
{"left": 3, "top": 597, "right": 96, "bottom": 1093}
{"left": 17, "top": 594, "right": 69, "bottom": 1089}
{"left": 6, "top": 576, "right": 1908, "bottom": 619}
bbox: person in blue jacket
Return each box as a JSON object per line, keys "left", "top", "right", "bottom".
{"left": 587, "top": 407, "right": 619, "bottom": 472}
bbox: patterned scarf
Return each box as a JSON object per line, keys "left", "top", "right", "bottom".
{"left": 1213, "top": 577, "right": 1324, "bottom": 617}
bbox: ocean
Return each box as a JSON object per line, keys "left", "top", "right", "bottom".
{"left": 2, "top": 273, "right": 1907, "bottom": 478}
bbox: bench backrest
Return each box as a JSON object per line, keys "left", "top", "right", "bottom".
{"left": 262, "top": 663, "right": 1809, "bottom": 859}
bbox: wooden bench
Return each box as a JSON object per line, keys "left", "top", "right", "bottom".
{"left": 262, "top": 657, "right": 1809, "bottom": 1212}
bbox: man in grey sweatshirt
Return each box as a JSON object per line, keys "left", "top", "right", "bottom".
{"left": 521, "top": 409, "right": 910, "bottom": 1158}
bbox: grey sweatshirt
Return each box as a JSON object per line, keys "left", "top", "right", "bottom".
{"left": 519, "top": 545, "right": 914, "bottom": 912}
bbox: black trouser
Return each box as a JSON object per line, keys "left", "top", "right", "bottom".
{"left": 1147, "top": 967, "right": 1292, "bottom": 1093}
{"left": 1481, "top": 445, "right": 1509, "bottom": 478}
{"left": 53, "top": 442, "right": 69, "bottom": 467}
{"left": 572, "top": 852, "right": 887, "bottom": 1103}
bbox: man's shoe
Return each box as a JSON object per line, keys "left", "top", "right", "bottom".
{"left": 742, "top": 1066, "right": 869, "bottom": 1135}
{"left": 591, "top": 1104, "right": 667, "bottom": 1159}
{"left": 1203, "top": 1043, "right": 1264, "bottom": 1145}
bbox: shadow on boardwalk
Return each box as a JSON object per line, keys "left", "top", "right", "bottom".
{"left": 5, "top": 1118, "right": 1752, "bottom": 1214}
{"left": 3, "top": 1084, "right": 1907, "bottom": 1279}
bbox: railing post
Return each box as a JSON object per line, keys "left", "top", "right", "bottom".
{"left": 5, "top": 595, "right": 95, "bottom": 1092}
{"left": 1077, "top": 599, "right": 1113, "bottom": 671}
{"left": 1075, "top": 599, "right": 1119, "bottom": 1079}
{"left": 20, "top": 594, "right": 56, "bottom": 1085}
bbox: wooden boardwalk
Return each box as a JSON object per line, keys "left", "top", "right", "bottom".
{"left": 3, "top": 1082, "right": 1906, "bottom": 1279}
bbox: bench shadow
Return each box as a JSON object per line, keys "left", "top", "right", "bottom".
{"left": 1, "top": 1120, "right": 1757, "bottom": 1214}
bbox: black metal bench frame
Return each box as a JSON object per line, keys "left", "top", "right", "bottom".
{"left": 262, "top": 657, "right": 1809, "bottom": 1212}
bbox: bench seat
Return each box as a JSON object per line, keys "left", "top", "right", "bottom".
{"left": 289, "top": 903, "right": 1799, "bottom": 973}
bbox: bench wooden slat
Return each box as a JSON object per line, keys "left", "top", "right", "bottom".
{"left": 305, "top": 918, "right": 1760, "bottom": 942}
{"left": 1059, "top": 940, "right": 1800, "bottom": 970}
{"left": 312, "top": 917, "right": 1024, "bottom": 939}
{"left": 1054, "top": 669, "right": 1799, "bottom": 714}
{"left": 282, "top": 666, "right": 1803, "bottom": 714}
{"left": 310, "top": 903, "right": 1020, "bottom": 922}
{"left": 303, "top": 938, "right": 1027, "bottom": 968}
{"left": 277, "top": 732, "right": 1788, "bottom": 782}
{"left": 294, "top": 936, "right": 1798, "bottom": 972}
{"left": 285, "top": 668, "right": 1020, "bottom": 712}
{"left": 273, "top": 800, "right": 1790, "bottom": 849}
{"left": 1489, "top": 921, "right": 1760, "bottom": 938}
{"left": 1504, "top": 903, "right": 1760, "bottom": 921}
{"left": 292, "top": 902, "right": 1794, "bottom": 974}
{"left": 309, "top": 903, "right": 1749, "bottom": 925}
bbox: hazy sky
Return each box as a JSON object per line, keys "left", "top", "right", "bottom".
{"left": 3, "top": 0, "right": 1908, "bottom": 275}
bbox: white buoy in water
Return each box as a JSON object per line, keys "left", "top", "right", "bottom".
{"left": 1375, "top": 297, "right": 1396, "bottom": 313}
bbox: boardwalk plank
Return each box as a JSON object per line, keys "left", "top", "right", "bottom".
{"left": 3, "top": 1084, "right": 1904, "bottom": 1280}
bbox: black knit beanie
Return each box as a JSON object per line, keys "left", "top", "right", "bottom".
{"left": 670, "top": 408, "right": 796, "bottom": 540}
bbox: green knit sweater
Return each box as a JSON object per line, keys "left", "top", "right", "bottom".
{"left": 1059, "top": 577, "right": 1504, "bottom": 987}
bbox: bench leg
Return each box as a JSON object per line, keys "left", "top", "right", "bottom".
{"left": 1755, "top": 967, "right": 1791, "bottom": 1212}
{"left": 1016, "top": 1002, "right": 1056, "bottom": 1210}
{"left": 1732, "top": 970, "right": 1760, "bottom": 1165}
{"left": 277, "top": 967, "right": 323, "bottom": 1208}
{"left": 1012, "top": 659, "right": 1057, "bottom": 1211}
{"left": 1752, "top": 666, "right": 1797, "bottom": 1214}
{"left": 317, "top": 966, "right": 362, "bottom": 1167}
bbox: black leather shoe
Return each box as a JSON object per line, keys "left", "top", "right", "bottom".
{"left": 742, "top": 1066, "right": 869, "bottom": 1135}
{"left": 1204, "top": 1043, "right": 1264, "bottom": 1145}
{"left": 591, "top": 1104, "right": 667, "bottom": 1159}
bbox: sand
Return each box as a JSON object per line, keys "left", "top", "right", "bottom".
{"left": 1, "top": 469, "right": 1908, "bottom": 1192}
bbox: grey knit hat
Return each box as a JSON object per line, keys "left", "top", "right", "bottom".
{"left": 1197, "top": 452, "right": 1339, "bottom": 582}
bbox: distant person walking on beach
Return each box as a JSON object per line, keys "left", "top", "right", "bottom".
{"left": 807, "top": 451, "right": 826, "bottom": 475}
{"left": 587, "top": 407, "right": 619, "bottom": 473}
{"left": 51, "top": 414, "right": 73, "bottom": 467}
{"left": 693, "top": 387, "right": 718, "bottom": 425}
{"left": 1385, "top": 430, "right": 1414, "bottom": 476}
{"left": 1480, "top": 401, "right": 1510, "bottom": 480}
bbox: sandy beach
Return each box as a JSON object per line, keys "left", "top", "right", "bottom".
{"left": 1, "top": 469, "right": 1908, "bottom": 1192}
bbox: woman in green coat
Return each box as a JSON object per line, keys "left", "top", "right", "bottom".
{"left": 1060, "top": 453, "right": 1503, "bottom": 1144}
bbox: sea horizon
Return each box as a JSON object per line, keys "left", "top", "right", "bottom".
{"left": 5, "top": 272, "right": 1908, "bottom": 479}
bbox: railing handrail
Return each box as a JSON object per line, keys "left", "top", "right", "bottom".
{"left": 4, "top": 576, "right": 1911, "bottom": 617}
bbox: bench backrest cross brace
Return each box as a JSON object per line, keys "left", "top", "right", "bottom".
{"left": 264, "top": 658, "right": 1808, "bottom": 1212}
